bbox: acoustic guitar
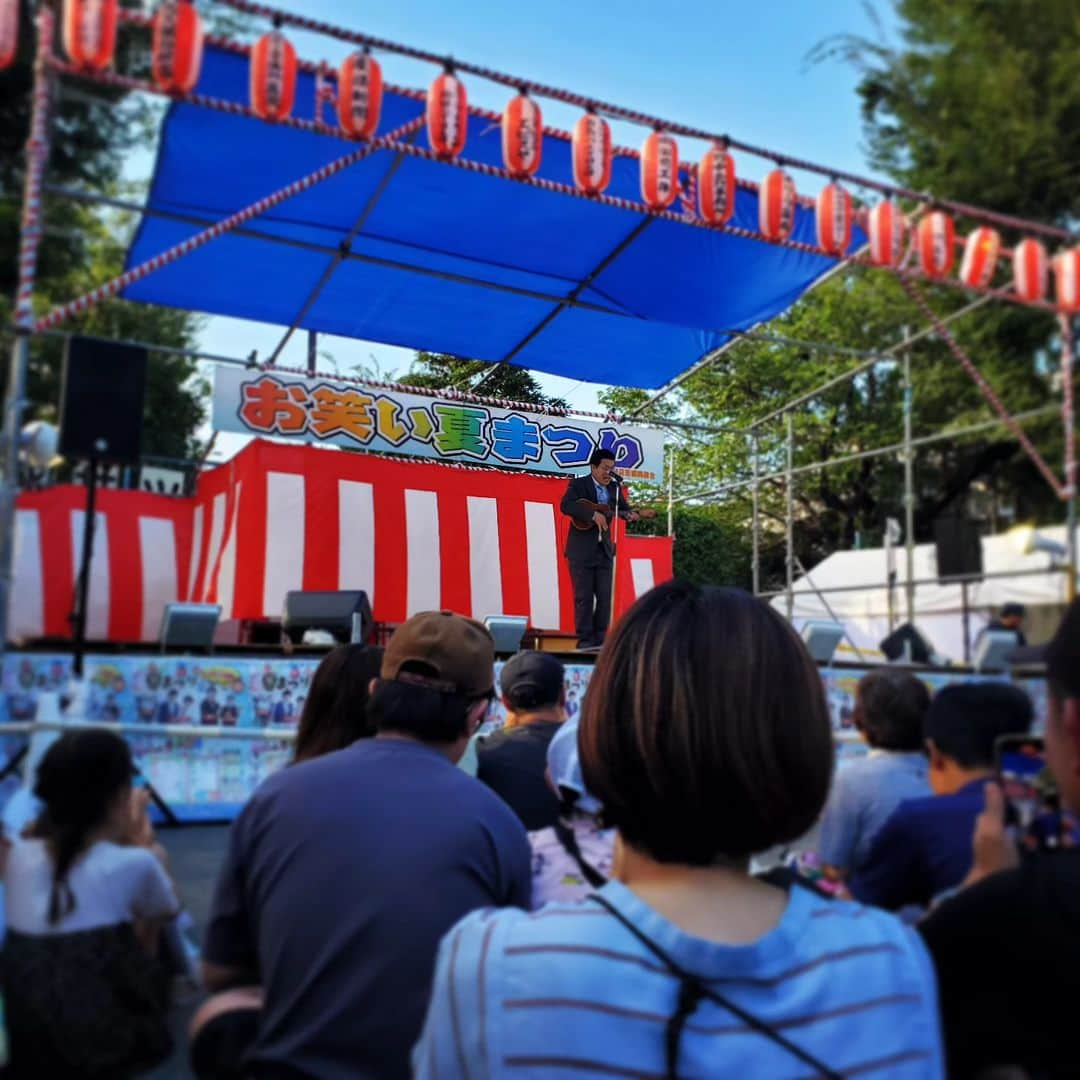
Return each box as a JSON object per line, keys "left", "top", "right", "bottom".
{"left": 570, "top": 499, "right": 657, "bottom": 557}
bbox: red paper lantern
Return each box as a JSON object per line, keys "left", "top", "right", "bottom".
{"left": 815, "top": 182, "right": 852, "bottom": 256}
{"left": 426, "top": 70, "right": 467, "bottom": 159}
{"left": 250, "top": 30, "right": 297, "bottom": 121}
{"left": 572, "top": 112, "right": 611, "bottom": 195}
{"left": 337, "top": 51, "right": 382, "bottom": 140}
{"left": 916, "top": 211, "right": 955, "bottom": 278}
{"left": 502, "top": 92, "right": 542, "bottom": 178}
{"left": 1054, "top": 248, "right": 1080, "bottom": 312}
{"left": 640, "top": 131, "right": 679, "bottom": 211}
{"left": 868, "top": 200, "right": 905, "bottom": 267}
{"left": 1013, "top": 238, "right": 1048, "bottom": 303}
{"left": 959, "top": 226, "right": 1001, "bottom": 289}
{"left": 698, "top": 145, "right": 735, "bottom": 226}
{"left": 151, "top": 1, "right": 203, "bottom": 94}
{"left": 63, "top": 0, "right": 118, "bottom": 71}
{"left": 758, "top": 168, "right": 796, "bottom": 242}
{"left": 0, "top": 0, "right": 18, "bottom": 72}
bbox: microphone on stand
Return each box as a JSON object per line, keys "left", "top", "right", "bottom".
{"left": 610, "top": 471, "right": 623, "bottom": 484}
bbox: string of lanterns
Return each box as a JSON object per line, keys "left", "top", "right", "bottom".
{"left": 14, "top": 0, "right": 1077, "bottom": 313}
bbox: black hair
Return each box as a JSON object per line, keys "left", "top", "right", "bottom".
{"left": 857, "top": 669, "right": 930, "bottom": 751}
{"left": 589, "top": 448, "right": 616, "bottom": 467}
{"left": 367, "top": 662, "right": 491, "bottom": 743}
{"left": 924, "top": 682, "right": 1033, "bottom": 769}
{"left": 293, "top": 645, "right": 384, "bottom": 763}
{"left": 33, "top": 729, "right": 135, "bottom": 925}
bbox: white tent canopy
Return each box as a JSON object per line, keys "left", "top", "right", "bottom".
{"left": 775, "top": 526, "right": 1076, "bottom": 662}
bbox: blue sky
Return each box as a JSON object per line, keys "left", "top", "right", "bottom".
{"left": 174, "top": 0, "right": 901, "bottom": 434}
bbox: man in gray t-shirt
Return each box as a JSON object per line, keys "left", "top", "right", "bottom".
{"left": 199, "top": 613, "right": 531, "bottom": 1078}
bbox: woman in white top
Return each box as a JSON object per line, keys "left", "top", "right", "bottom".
{"left": 2, "top": 728, "right": 179, "bottom": 1078}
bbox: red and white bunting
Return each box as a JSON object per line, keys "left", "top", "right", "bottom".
{"left": 151, "top": 0, "right": 204, "bottom": 94}
{"left": 572, "top": 112, "right": 612, "bottom": 195}
{"left": 337, "top": 51, "right": 383, "bottom": 140}
{"left": 959, "top": 226, "right": 1001, "bottom": 289}
{"left": 250, "top": 30, "right": 297, "bottom": 121}
{"left": 0, "top": 0, "right": 18, "bottom": 71}
{"left": 63, "top": 0, "right": 119, "bottom": 71}
{"left": 815, "top": 183, "right": 852, "bottom": 256}
{"left": 502, "top": 92, "right": 543, "bottom": 178}
{"left": 426, "top": 70, "right": 468, "bottom": 158}
{"left": 698, "top": 145, "right": 735, "bottom": 226}
{"left": 1013, "top": 238, "right": 1048, "bottom": 303}
{"left": 916, "top": 211, "right": 955, "bottom": 278}
{"left": 1054, "top": 248, "right": 1080, "bottom": 312}
{"left": 867, "top": 200, "right": 905, "bottom": 267}
{"left": 758, "top": 168, "right": 796, "bottom": 242}
{"left": 640, "top": 131, "right": 679, "bottom": 211}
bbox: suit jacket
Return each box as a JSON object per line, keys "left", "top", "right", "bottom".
{"left": 560, "top": 473, "right": 632, "bottom": 561}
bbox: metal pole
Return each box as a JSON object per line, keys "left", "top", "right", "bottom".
{"left": 785, "top": 413, "right": 794, "bottom": 620}
{"left": 306, "top": 330, "right": 317, "bottom": 376}
{"left": 752, "top": 432, "right": 760, "bottom": 595}
{"left": 903, "top": 329, "right": 916, "bottom": 624}
{"left": 71, "top": 458, "right": 100, "bottom": 678}
{"left": 666, "top": 445, "right": 675, "bottom": 538}
{"left": 1060, "top": 313, "right": 1077, "bottom": 602}
{"left": 0, "top": 9, "right": 55, "bottom": 653}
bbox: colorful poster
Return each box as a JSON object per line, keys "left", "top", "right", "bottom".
{"left": 212, "top": 367, "right": 667, "bottom": 481}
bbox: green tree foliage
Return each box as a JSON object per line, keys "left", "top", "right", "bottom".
{"left": 0, "top": 2, "right": 237, "bottom": 460}
{"left": 405, "top": 352, "right": 568, "bottom": 410}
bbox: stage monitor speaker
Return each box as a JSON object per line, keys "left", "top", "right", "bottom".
{"left": 933, "top": 515, "right": 983, "bottom": 582}
{"left": 282, "top": 590, "right": 373, "bottom": 645}
{"left": 879, "top": 622, "right": 936, "bottom": 665}
{"left": 59, "top": 336, "right": 147, "bottom": 464}
{"left": 484, "top": 615, "right": 528, "bottom": 655}
{"left": 159, "top": 603, "right": 221, "bottom": 651}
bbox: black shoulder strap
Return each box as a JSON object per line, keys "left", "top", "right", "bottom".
{"left": 553, "top": 819, "right": 608, "bottom": 889}
{"left": 590, "top": 894, "right": 841, "bottom": 1080}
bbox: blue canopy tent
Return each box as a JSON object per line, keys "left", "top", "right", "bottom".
{"left": 123, "top": 45, "right": 864, "bottom": 390}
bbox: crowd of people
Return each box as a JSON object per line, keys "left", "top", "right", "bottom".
{"left": 0, "top": 584, "right": 1078, "bottom": 1078}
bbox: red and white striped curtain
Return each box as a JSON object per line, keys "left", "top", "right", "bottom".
{"left": 11, "top": 440, "right": 674, "bottom": 641}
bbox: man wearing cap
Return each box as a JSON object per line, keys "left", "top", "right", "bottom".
{"left": 919, "top": 598, "right": 1080, "bottom": 1077}
{"left": 478, "top": 651, "right": 566, "bottom": 830}
{"left": 976, "top": 601, "right": 1028, "bottom": 648}
{"left": 197, "top": 612, "right": 531, "bottom": 1080}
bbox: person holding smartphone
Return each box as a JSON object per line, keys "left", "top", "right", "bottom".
{"left": 919, "top": 598, "right": 1080, "bottom": 1078}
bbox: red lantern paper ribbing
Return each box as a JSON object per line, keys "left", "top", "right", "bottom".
{"left": 572, "top": 112, "right": 612, "bottom": 195}
{"left": 337, "top": 52, "right": 382, "bottom": 140}
{"left": 502, "top": 92, "right": 542, "bottom": 178}
{"left": 151, "top": 1, "right": 204, "bottom": 94}
{"left": 1013, "top": 238, "right": 1048, "bottom": 303}
{"left": 916, "top": 211, "right": 955, "bottom": 278}
{"left": 815, "top": 183, "right": 852, "bottom": 256}
{"left": 698, "top": 145, "right": 735, "bottom": 226}
{"left": 867, "top": 201, "right": 905, "bottom": 267}
{"left": 63, "top": 0, "right": 118, "bottom": 71}
{"left": 758, "top": 168, "right": 796, "bottom": 242}
{"left": 0, "top": 0, "right": 18, "bottom": 72}
{"left": 1054, "top": 248, "right": 1080, "bottom": 313}
{"left": 426, "top": 70, "right": 467, "bottom": 159}
{"left": 250, "top": 30, "right": 297, "bottom": 121}
{"left": 959, "top": 226, "right": 1001, "bottom": 289}
{"left": 640, "top": 131, "right": 679, "bottom": 211}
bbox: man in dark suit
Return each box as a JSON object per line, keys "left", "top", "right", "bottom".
{"left": 560, "top": 449, "right": 638, "bottom": 648}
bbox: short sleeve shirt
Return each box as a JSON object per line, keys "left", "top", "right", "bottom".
{"left": 477, "top": 720, "right": 563, "bottom": 830}
{"left": 4, "top": 838, "right": 178, "bottom": 934}
{"left": 204, "top": 737, "right": 532, "bottom": 1079}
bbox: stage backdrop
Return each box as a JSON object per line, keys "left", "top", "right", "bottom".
{"left": 10, "top": 440, "right": 674, "bottom": 641}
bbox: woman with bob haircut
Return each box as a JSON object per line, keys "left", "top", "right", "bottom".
{"left": 413, "top": 582, "right": 943, "bottom": 1079}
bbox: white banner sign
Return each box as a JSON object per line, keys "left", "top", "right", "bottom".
{"left": 212, "top": 367, "right": 666, "bottom": 481}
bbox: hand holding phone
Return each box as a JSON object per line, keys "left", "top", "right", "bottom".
{"left": 995, "top": 735, "right": 1072, "bottom": 853}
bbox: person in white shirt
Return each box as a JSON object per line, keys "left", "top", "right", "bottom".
{"left": 2, "top": 728, "right": 179, "bottom": 1078}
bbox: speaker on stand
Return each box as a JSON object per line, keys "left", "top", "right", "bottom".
{"left": 59, "top": 336, "right": 148, "bottom": 675}
{"left": 933, "top": 513, "right": 984, "bottom": 663}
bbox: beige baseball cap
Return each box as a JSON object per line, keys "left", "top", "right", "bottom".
{"left": 381, "top": 611, "right": 496, "bottom": 697}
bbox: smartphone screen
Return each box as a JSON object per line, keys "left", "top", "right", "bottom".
{"left": 996, "top": 735, "right": 1072, "bottom": 853}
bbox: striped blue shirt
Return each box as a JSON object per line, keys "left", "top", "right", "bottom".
{"left": 413, "top": 879, "right": 943, "bottom": 1078}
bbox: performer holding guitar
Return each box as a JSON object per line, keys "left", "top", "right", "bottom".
{"left": 560, "top": 449, "right": 654, "bottom": 649}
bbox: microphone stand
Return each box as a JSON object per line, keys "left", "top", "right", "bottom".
{"left": 609, "top": 474, "right": 622, "bottom": 632}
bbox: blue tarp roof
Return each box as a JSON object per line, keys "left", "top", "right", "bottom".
{"left": 124, "top": 46, "right": 864, "bottom": 389}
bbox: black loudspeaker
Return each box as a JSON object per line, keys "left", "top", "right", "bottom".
{"left": 879, "top": 623, "right": 935, "bottom": 665}
{"left": 933, "top": 515, "right": 983, "bottom": 581}
{"left": 59, "top": 336, "right": 147, "bottom": 464}
{"left": 282, "top": 590, "right": 373, "bottom": 645}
